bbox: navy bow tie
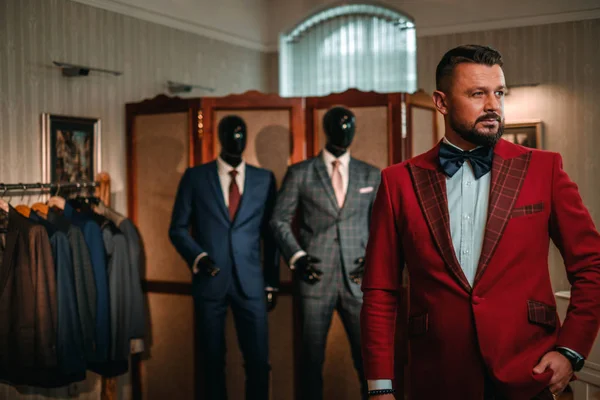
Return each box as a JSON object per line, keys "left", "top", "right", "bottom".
{"left": 439, "top": 141, "right": 494, "bottom": 179}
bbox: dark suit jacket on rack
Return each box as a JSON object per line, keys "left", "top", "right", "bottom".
{"left": 169, "top": 161, "right": 280, "bottom": 299}
{"left": 30, "top": 211, "right": 86, "bottom": 380}
{"left": 0, "top": 207, "right": 58, "bottom": 383}
{"left": 119, "top": 218, "right": 146, "bottom": 341}
{"left": 48, "top": 209, "right": 97, "bottom": 363}
{"left": 63, "top": 203, "right": 110, "bottom": 366}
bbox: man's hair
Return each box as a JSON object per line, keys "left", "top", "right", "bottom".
{"left": 435, "top": 45, "right": 503, "bottom": 91}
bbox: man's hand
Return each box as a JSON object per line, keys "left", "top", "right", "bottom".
{"left": 265, "top": 288, "right": 277, "bottom": 312}
{"left": 533, "top": 351, "right": 573, "bottom": 395}
{"left": 295, "top": 255, "right": 323, "bottom": 285}
{"left": 197, "top": 256, "right": 221, "bottom": 277}
{"left": 349, "top": 257, "right": 365, "bottom": 284}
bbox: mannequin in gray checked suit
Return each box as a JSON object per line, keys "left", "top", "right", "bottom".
{"left": 271, "top": 107, "right": 380, "bottom": 400}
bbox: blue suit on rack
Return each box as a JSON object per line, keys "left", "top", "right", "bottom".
{"left": 169, "top": 157, "right": 279, "bottom": 400}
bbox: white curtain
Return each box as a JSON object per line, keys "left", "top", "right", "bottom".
{"left": 279, "top": 4, "right": 417, "bottom": 97}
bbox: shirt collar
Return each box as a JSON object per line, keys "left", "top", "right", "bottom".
{"left": 217, "top": 156, "right": 245, "bottom": 175}
{"left": 322, "top": 148, "right": 351, "bottom": 167}
{"left": 443, "top": 137, "right": 482, "bottom": 153}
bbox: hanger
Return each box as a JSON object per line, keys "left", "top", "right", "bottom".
{"left": 0, "top": 185, "right": 8, "bottom": 214}
{"left": 0, "top": 186, "right": 9, "bottom": 233}
{"left": 15, "top": 184, "right": 31, "bottom": 217}
{"left": 48, "top": 183, "right": 66, "bottom": 210}
{"left": 31, "top": 183, "right": 49, "bottom": 218}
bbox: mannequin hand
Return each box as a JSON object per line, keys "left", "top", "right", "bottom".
{"left": 349, "top": 257, "right": 365, "bottom": 284}
{"left": 197, "top": 256, "right": 220, "bottom": 277}
{"left": 265, "top": 288, "right": 277, "bottom": 312}
{"left": 295, "top": 255, "right": 323, "bottom": 285}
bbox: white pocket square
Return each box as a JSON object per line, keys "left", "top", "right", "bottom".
{"left": 359, "top": 186, "right": 374, "bottom": 194}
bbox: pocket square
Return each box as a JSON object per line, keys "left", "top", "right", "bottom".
{"left": 359, "top": 186, "right": 374, "bottom": 194}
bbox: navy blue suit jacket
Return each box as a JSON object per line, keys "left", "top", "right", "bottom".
{"left": 169, "top": 161, "right": 280, "bottom": 300}
{"left": 63, "top": 203, "right": 110, "bottom": 364}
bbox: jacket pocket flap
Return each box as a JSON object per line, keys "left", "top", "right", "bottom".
{"left": 408, "top": 313, "right": 429, "bottom": 337}
{"left": 527, "top": 300, "right": 557, "bottom": 330}
{"left": 512, "top": 202, "right": 544, "bottom": 218}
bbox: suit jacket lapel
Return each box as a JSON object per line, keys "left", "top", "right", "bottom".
{"left": 473, "top": 149, "right": 532, "bottom": 286}
{"left": 314, "top": 154, "right": 340, "bottom": 213}
{"left": 340, "top": 158, "right": 361, "bottom": 216}
{"left": 408, "top": 145, "right": 471, "bottom": 293}
{"left": 207, "top": 162, "right": 230, "bottom": 224}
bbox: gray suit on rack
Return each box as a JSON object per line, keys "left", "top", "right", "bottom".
{"left": 270, "top": 151, "right": 380, "bottom": 400}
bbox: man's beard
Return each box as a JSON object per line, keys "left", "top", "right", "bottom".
{"left": 450, "top": 113, "right": 505, "bottom": 148}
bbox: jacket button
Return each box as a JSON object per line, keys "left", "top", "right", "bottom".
{"left": 472, "top": 295, "right": 482, "bottom": 305}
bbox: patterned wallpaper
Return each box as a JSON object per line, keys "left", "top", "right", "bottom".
{"left": 0, "top": 0, "right": 269, "bottom": 214}
{"left": 417, "top": 19, "right": 600, "bottom": 290}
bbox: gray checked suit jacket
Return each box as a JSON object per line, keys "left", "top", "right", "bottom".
{"left": 271, "top": 152, "right": 381, "bottom": 298}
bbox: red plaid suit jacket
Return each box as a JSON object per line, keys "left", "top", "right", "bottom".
{"left": 361, "top": 139, "right": 600, "bottom": 399}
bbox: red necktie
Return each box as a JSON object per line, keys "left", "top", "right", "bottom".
{"left": 228, "top": 170, "right": 241, "bottom": 220}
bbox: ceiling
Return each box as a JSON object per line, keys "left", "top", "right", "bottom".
{"left": 72, "top": 0, "right": 600, "bottom": 51}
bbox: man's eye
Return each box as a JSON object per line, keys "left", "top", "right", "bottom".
{"left": 495, "top": 91, "right": 505, "bottom": 97}
{"left": 473, "top": 92, "right": 483, "bottom": 96}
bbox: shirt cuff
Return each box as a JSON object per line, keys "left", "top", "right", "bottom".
{"left": 192, "top": 252, "right": 208, "bottom": 274}
{"left": 557, "top": 346, "right": 584, "bottom": 359}
{"left": 368, "top": 380, "right": 393, "bottom": 391}
{"left": 130, "top": 338, "right": 145, "bottom": 354}
{"left": 289, "top": 250, "right": 307, "bottom": 270}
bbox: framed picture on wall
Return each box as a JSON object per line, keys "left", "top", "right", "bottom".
{"left": 41, "top": 114, "right": 102, "bottom": 183}
{"left": 503, "top": 121, "right": 543, "bottom": 149}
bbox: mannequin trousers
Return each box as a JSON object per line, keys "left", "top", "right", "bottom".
{"left": 298, "top": 252, "right": 367, "bottom": 400}
{"left": 194, "top": 271, "right": 270, "bottom": 400}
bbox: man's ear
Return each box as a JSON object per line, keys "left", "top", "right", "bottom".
{"left": 433, "top": 90, "right": 449, "bottom": 115}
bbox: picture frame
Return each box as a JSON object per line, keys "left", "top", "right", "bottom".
{"left": 503, "top": 120, "right": 543, "bottom": 149}
{"left": 41, "top": 114, "right": 102, "bottom": 183}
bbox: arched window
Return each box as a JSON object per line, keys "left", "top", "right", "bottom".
{"left": 279, "top": 3, "right": 417, "bottom": 97}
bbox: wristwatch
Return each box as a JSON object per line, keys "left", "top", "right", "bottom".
{"left": 556, "top": 347, "right": 585, "bottom": 371}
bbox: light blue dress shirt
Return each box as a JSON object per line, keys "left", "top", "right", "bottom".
{"left": 444, "top": 138, "right": 490, "bottom": 286}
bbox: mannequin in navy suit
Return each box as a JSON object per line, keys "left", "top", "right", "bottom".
{"left": 169, "top": 115, "right": 279, "bottom": 400}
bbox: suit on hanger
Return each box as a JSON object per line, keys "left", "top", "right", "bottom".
{"left": 63, "top": 203, "right": 110, "bottom": 368}
{"left": 48, "top": 209, "right": 97, "bottom": 363}
{"left": 30, "top": 210, "right": 86, "bottom": 381}
{"left": 169, "top": 158, "right": 279, "bottom": 400}
{"left": 0, "top": 207, "right": 58, "bottom": 385}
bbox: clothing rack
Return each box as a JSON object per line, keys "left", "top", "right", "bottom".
{"left": 0, "top": 173, "right": 111, "bottom": 206}
{"left": 0, "top": 180, "right": 98, "bottom": 194}
{"left": 0, "top": 174, "right": 117, "bottom": 400}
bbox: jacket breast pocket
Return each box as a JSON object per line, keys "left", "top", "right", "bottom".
{"left": 527, "top": 300, "right": 557, "bottom": 331}
{"left": 511, "top": 202, "right": 544, "bottom": 218}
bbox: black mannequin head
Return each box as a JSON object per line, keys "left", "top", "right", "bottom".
{"left": 218, "top": 115, "right": 247, "bottom": 167}
{"left": 323, "top": 106, "right": 356, "bottom": 158}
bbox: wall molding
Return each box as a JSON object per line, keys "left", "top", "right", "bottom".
{"left": 417, "top": 8, "right": 600, "bottom": 37}
{"left": 70, "top": 1, "right": 600, "bottom": 52}
{"left": 70, "top": 0, "right": 269, "bottom": 52}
